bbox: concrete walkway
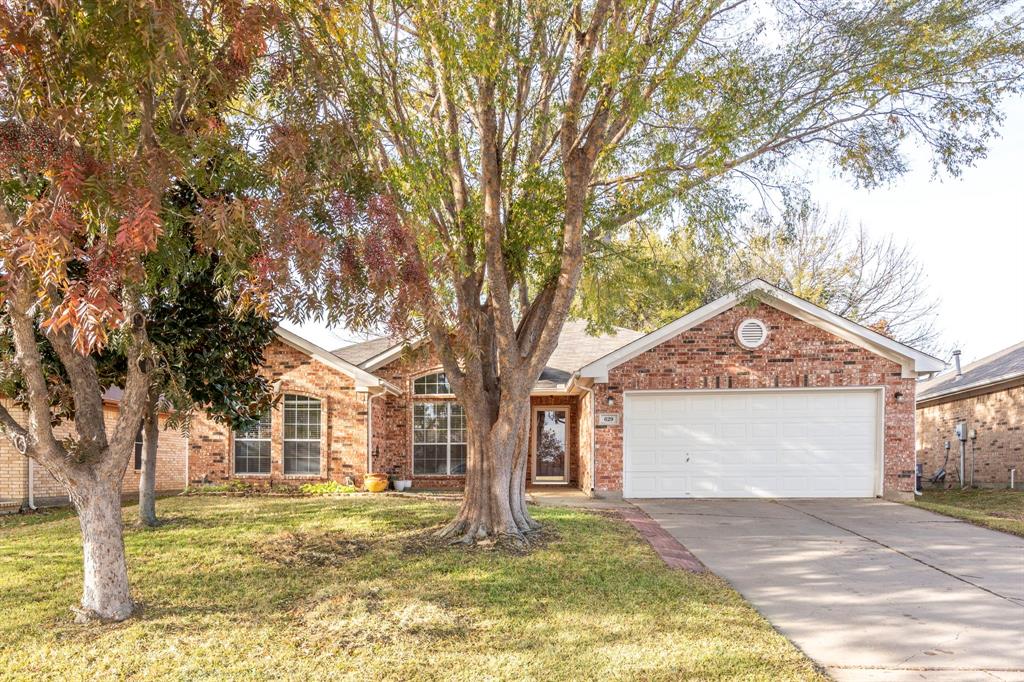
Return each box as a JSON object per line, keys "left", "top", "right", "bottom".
{"left": 526, "top": 487, "right": 630, "bottom": 510}
{"left": 633, "top": 498, "right": 1024, "bottom": 681}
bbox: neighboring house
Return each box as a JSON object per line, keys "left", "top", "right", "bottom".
{"left": 916, "top": 341, "right": 1024, "bottom": 488}
{"left": 189, "top": 279, "right": 943, "bottom": 500}
{"left": 0, "top": 391, "right": 187, "bottom": 511}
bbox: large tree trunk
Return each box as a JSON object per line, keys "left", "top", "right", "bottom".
{"left": 138, "top": 390, "right": 159, "bottom": 527}
{"left": 439, "top": 393, "right": 539, "bottom": 545}
{"left": 70, "top": 475, "right": 134, "bottom": 622}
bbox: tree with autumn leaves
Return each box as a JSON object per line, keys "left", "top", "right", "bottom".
{"left": 0, "top": 1, "right": 279, "bottom": 620}
{"left": 1, "top": 0, "right": 1023, "bottom": 624}
{"left": 263, "top": 0, "right": 1024, "bottom": 544}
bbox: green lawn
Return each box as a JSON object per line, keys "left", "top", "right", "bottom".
{"left": 0, "top": 496, "right": 823, "bottom": 681}
{"left": 913, "top": 488, "right": 1024, "bottom": 537}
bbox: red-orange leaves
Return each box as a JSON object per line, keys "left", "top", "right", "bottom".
{"left": 115, "top": 194, "right": 163, "bottom": 255}
{"left": 41, "top": 282, "right": 124, "bottom": 354}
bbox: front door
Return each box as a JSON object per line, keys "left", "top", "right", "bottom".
{"left": 532, "top": 407, "right": 569, "bottom": 483}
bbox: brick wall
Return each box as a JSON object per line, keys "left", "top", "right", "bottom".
{"left": 0, "top": 400, "right": 186, "bottom": 508}
{"left": 369, "top": 345, "right": 465, "bottom": 488}
{"left": 370, "top": 346, "right": 585, "bottom": 489}
{"left": 188, "top": 338, "right": 370, "bottom": 487}
{"left": 916, "top": 384, "right": 1024, "bottom": 488}
{"left": 593, "top": 302, "right": 916, "bottom": 497}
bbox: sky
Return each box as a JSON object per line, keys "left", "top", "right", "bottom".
{"left": 806, "top": 96, "right": 1024, "bottom": 366}
{"left": 284, "top": 96, "right": 1024, "bottom": 369}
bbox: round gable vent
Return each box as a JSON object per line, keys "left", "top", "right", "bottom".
{"left": 735, "top": 318, "right": 768, "bottom": 349}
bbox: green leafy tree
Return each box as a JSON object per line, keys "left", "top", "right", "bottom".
{"left": 138, "top": 214, "right": 278, "bottom": 526}
{"left": 577, "top": 200, "right": 942, "bottom": 349}
{"left": 573, "top": 224, "right": 727, "bottom": 332}
{"left": 262, "top": 0, "right": 1022, "bottom": 544}
{"left": 0, "top": 1, "right": 277, "bottom": 620}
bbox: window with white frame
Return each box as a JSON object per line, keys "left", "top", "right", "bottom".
{"left": 234, "top": 410, "right": 271, "bottom": 475}
{"left": 413, "top": 371, "right": 451, "bottom": 395}
{"left": 283, "top": 395, "right": 321, "bottom": 475}
{"left": 413, "top": 401, "right": 466, "bottom": 475}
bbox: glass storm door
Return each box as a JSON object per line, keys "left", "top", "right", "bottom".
{"left": 533, "top": 407, "right": 568, "bottom": 483}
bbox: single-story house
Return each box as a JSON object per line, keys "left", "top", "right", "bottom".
{"left": 189, "top": 279, "right": 943, "bottom": 500}
{"left": 0, "top": 393, "right": 187, "bottom": 511}
{"left": 916, "top": 341, "right": 1024, "bottom": 488}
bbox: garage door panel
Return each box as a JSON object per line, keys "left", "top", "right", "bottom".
{"left": 628, "top": 474, "right": 661, "bottom": 496}
{"left": 624, "top": 390, "right": 878, "bottom": 499}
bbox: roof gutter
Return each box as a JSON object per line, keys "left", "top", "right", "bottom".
{"left": 26, "top": 457, "right": 36, "bottom": 511}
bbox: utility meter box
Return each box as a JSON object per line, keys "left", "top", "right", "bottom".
{"left": 955, "top": 423, "right": 969, "bottom": 442}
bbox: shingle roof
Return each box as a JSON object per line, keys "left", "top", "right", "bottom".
{"left": 331, "top": 320, "right": 643, "bottom": 390}
{"left": 332, "top": 336, "right": 403, "bottom": 366}
{"left": 917, "top": 341, "right": 1024, "bottom": 402}
{"left": 538, "top": 320, "right": 645, "bottom": 388}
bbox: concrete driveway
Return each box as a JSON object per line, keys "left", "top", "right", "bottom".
{"left": 633, "top": 498, "right": 1024, "bottom": 681}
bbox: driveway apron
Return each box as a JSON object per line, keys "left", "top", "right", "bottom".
{"left": 632, "top": 498, "right": 1024, "bottom": 681}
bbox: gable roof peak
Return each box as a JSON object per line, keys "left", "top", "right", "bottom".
{"left": 578, "top": 280, "right": 944, "bottom": 382}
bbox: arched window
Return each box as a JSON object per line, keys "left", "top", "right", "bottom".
{"left": 411, "top": 371, "right": 463, "bottom": 475}
{"left": 413, "top": 371, "right": 451, "bottom": 395}
{"left": 283, "top": 394, "right": 322, "bottom": 475}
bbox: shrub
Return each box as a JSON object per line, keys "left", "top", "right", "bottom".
{"left": 299, "top": 481, "right": 357, "bottom": 496}
{"left": 188, "top": 480, "right": 252, "bottom": 495}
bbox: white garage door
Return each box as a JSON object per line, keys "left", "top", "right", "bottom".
{"left": 624, "top": 390, "right": 879, "bottom": 498}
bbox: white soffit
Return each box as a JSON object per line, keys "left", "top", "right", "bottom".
{"left": 274, "top": 327, "right": 401, "bottom": 394}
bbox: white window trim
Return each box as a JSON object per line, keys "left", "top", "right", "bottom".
{"left": 282, "top": 395, "right": 323, "bottom": 476}
{"left": 531, "top": 405, "right": 571, "bottom": 484}
{"left": 233, "top": 413, "right": 272, "bottom": 476}
{"left": 412, "top": 370, "right": 455, "bottom": 397}
{"left": 412, "top": 400, "right": 466, "bottom": 476}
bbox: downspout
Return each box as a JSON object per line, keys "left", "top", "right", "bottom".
{"left": 184, "top": 433, "right": 190, "bottom": 491}
{"left": 367, "top": 392, "right": 383, "bottom": 474}
{"left": 27, "top": 457, "right": 36, "bottom": 510}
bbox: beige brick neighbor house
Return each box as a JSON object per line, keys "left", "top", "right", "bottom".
{"left": 0, "top": 393, "right": 187, "bottom": 512}
{"left": 189, "top": 280, "right": 943, "bottom": 501}
{"left": 916, "top": 341, "right": 1024, "bottom": 488}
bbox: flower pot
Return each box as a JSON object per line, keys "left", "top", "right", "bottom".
{"left": 394, "top": 480, "right": 412, "bottom": 492}
{"left": 364, "top": 473, "right": 389, "bottom": 493}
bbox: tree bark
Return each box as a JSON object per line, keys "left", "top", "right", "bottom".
{"left": 439, "top": 392, "right": 539, "bottom": 545}
{"left": 70, "top": 475, "right": 134, "bottom": 622}
{"left": 138, "top": 389, "right": 159, "bottom": 527}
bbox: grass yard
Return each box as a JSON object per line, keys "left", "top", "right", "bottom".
{"left": 913, "top": 488, "right": 1024, "bottom": 537}
{"left": 0, "top": 495, "right": 823, "bottom": 681}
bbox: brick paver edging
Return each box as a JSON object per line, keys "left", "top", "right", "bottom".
{"left": 620, "top": 506, "right": 706, "bottom": 573}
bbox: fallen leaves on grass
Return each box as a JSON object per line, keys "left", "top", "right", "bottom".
{"left": 297, "top": 585, "right": 474, "bottom": 652}
{"left": 254, "top": 531, "right": 369, "bottom": 567}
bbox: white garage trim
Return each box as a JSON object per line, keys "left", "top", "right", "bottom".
{"left": 623, "top": 387, "right": 886, "bottom": 499}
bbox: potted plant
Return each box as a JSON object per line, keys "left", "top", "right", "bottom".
{"left": 364, "top": 472, "right": 389, "bottom": 493}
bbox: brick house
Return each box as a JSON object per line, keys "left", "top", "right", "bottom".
{"left": 916, "top": 341, "right": 1024, "bottom": 489}
{"left": 190, "top": 280, "right": 943, "bottom": 501}
{"left": 0, "top": 393, "right": 187, "bottom": 512}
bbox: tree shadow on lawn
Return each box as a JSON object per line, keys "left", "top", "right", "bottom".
{"left": 1, "top": 498, "right": 822, "bottom": 680}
